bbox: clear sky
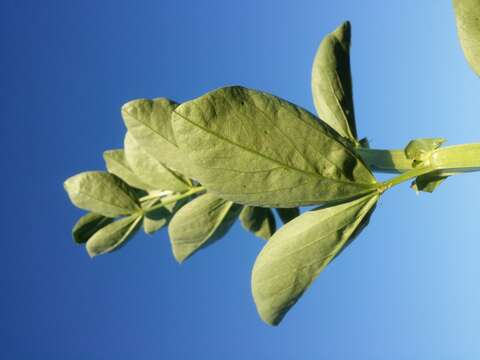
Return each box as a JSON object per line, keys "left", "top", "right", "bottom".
{"left": 2, "top": 0, "right": 480, "bottom": 358}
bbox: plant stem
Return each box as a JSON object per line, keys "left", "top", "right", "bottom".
{"left": 360, "top": 142, "right": 480, "bottom": 193}
{"left": 357, "top": 148, "right": 412, "bottom": 173}
{"left": 358, "top": 142, "right": 480, "bottom": 175}
{"left": 378, "top": 166, "right": 434, "bottom": 192}
{"left": 144, "top": 186, "right": 206, "bottom": 213}
{"left": 431, "top": 143, "right": 480, "bottom": 172}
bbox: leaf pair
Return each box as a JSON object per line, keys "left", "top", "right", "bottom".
{"left": 72, "top": 211, "right": 142, "bottom": 256}
{"left": 66, "top": 171, "right": 181, "bottom": 257}
{"left": 64, "top": 171, "right": 145, "bottom": 256}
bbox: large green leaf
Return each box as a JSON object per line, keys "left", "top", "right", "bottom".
{"left": 72, "top": 213, "right": 114, "bottom": 244}
{"left": 168, "top": 193, "right": 241, "bottom": 263}
{"left": 252, "top": 192, "right": 379, "bottom": 325}
{"left": 172, "top": 86, "right": 376, "bottom": 207}
{"left": 124, "top": 132, "right": 190, "bottom": 192}
{"left": 64, "top": 171, "right": 140, "bottom": 217}
{"left": 103, "top": 149, "right": 151, "bottom": 190}
{"left": 453, "top": 0, "right": 480, "bottom": 76}
{"left": 276, "top": 208, "right": 300, "bottom": 224}
{"left": 121, "top": 98, "right": 194, "bottom": 178}
{"left": 311, "top": 21, "right": 357, "bottom": 142}
{"left": 86, "top": 214, "right": 142, "bottom": 257}
{"left": 240, "top": 206, "right": 276, "bottom": 240}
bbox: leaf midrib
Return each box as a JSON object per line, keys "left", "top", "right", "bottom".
{"left": 174, "top": 109, "right": 374, "bottom": 189}
{"left": 74, "top": 189, "right": 138, "bottom": 213}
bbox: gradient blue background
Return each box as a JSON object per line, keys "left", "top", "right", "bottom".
{"left": 2, "top": 0, "right": 480, "bottom": 358}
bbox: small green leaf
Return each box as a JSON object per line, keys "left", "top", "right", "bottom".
{"left": 141, "top": 198, "right": 175, "bottom": 235}
{"left": 411, "top": 172, "right": 449, "bottom": 193}
{"left": 276, "top": 208, "right": 300, "bottom": 224}
{"left": 168, "top": 193, "right": 241, "bottom": 263}
{"left": 72, "top": 213, "right": 114, "bottom": 244}
{"left": 311, "top": 21, "right": 357, "bottom": 142}
{"left": 121, "top": 98, "right": 195, "bottom": 178}
{"left": 86, "top": 214, "right": 142, "bottom": 257}
{"left": 172, "top": 86, "right": 376, "bottom": 207}
{"left": 252, "top": 192, "right": 379, "bottom": 326}
{"left": 64, "top": 171, "right": 140, "bottom": 217}
{"left": 124, "top": 132, "right": 190, "bottom": 192}
{"left": 405, "top": 138, "right": 445, "bottom": 167}
{"left": 144, "top": 210, "right": 169, "bottom": 234}
{"left": 453, "top": 0, "right": 480, "bottom": 76}
{"left": 103, "top": 149, "right": 151, "bottom": 190}
{"left": 240, "top": 206, "right": 276, "bottom": 240}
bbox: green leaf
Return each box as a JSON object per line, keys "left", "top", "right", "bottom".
{"left": 103, "top": 149, "right": 151, "bottom": 190}
{"left": 252, "top": 192, "right": 379, "bottom": 325}
{"left": 172, "top": 86, "right": 376, "bottom": 207}
{"left": 72, "top": 213, "right": 114, "bottom": 244}
{"left": 86, "top": 214, "right": 142, "bottom": 257}
{"left": 276, "top": 208, "right": 300, "bottom": 224}
{"left": 453, "top": 0, "right": 480, "bottom": 76}
{"left": 121, "top": 98, "right": 195, "bottom": 178}
{"left": 411, "top": 172, "right": 449, "bottom": 193}
{"left": 64, "top": 171, "right": 140, "bottom": 217}
{"left": 240, "top": 206, "right": 276, "bottom": 240}
{"left": 311, "top": 21, "right": 357, "bottom": 142}
{"left": 141, "top": 198, "right": 175, "bottom": 235}
{"left": 168, "top": 193, "right": 241, "bottom": 263}
{"left": 124, "top": 132, "right": 190, "bottom": 192}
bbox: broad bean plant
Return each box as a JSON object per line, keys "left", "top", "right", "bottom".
{"left": 64, "top": 1, "right": 480, "bottom": 325}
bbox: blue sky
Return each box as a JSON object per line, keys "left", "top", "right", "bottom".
{"left": 2, "top": 0, "right": 480, "bottom": 358}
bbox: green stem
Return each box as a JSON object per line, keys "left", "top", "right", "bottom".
{"left": 144, "top": 186, "right": 206, "bottom": 213}
{"left": 378, "top": 166, "right": 434, "bottom": 192}
{"left": 357, "top": 148, "right": 412, "bottom": 173}
{"left": 431, "top": 143, "right": 480, "bottom": 172}
{"left": 358, "top": 142, "right": 480, "bottom": 175}
{"left": 359, "top": 142, "right": 480, "bottom": 193}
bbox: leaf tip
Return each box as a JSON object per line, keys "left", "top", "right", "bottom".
{"left": 86, "top": 237, "right": 101, "bottom": 258}
{"left": 86, "top": 245, "right": 97, "bottom": 259}
{"left": 63, "top": 175, "right": 78, "bottom": 196}
{"left": 256, "top": 306, "right": 283, "bottom": 326}
{"left": 334, "top": 20, "right": 351, "bottom": 43}
{"left": 172, "top": 248, "right": 189, "bottom": 264}
{"left": 102, "top": 150, "right": 113, "bottom": 162}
